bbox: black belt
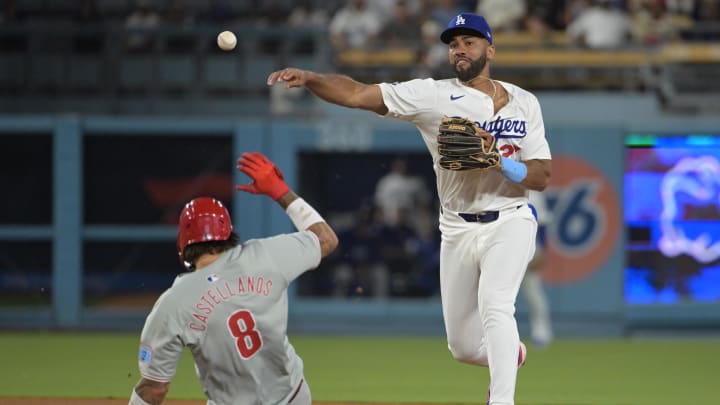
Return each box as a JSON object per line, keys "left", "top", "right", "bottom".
{"left": 458, "top": 205, "right": 522, "bottom": 223}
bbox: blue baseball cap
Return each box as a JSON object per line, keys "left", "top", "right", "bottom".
{"left": 440, "top": 13, "right": 493, "bottom": 45}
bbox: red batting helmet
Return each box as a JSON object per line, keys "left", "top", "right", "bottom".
{"left": 177, "top": 197, "right": 233, "bottom": 264}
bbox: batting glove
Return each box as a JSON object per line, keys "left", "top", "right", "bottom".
{"left": 236, "top": 152, "right": 290, "bottom": 200}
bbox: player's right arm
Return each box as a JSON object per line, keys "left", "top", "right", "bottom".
{"left": 236, "top": 152, "right": 338, "bottom": 258}
{"left": 276, "top": 190, "right": 338, "bottom": 258}
{"left": 267, "top": 68, "right": 388, "bottom": 115}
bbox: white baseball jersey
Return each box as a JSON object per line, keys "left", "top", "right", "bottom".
{"left": 137, "top": 231, "right": 321, "bottom": 405}
{"left": 378, "top": 78, "right": 551, "bottom": 213}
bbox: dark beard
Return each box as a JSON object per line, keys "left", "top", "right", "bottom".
{"left": 454, "top": 54, "right": 488, "bottom": 82}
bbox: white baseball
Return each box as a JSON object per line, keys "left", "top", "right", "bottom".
{"left": 217, "top": 31, "right": 237, "bottom": 51}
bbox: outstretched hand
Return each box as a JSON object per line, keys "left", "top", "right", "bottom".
{"left": 267, "top": 67, "right": 308, "bottom": 89}
{"left": 236, "top": 152, "right": 290, "bottom": 200}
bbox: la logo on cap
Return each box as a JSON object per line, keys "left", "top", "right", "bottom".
{"left": 455, "top": 15, "right": 465, "bottom": 25}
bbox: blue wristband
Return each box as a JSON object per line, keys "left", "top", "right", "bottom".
{"left": 500, "top": 156, "right": 527, "bottom": 183}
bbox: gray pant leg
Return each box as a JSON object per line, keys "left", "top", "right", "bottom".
{"left": 288, "top": 378, "right": 311, "bottom": 405}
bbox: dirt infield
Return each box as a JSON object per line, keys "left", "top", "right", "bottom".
{"left": 0, "top": 399, "right": 434, "bottom": 405}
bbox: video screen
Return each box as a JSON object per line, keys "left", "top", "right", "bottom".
{"left": 625, "top": 134, "right": 720, "bottom": 304}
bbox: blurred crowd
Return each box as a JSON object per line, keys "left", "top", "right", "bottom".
{"left": 2, "top": 0, "right": 718, "bottom": 81}
{"left": 2, "top": 0, "right": 718, "bottom": 49}
{"left": 324, "top": 0, "right": 717, "bottom": 54}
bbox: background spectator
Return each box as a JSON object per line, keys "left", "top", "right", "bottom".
{"left": 566, "top": 0, "right": 634, "bottom": 48}
{"left": 368, "top": 0, "right": 423, "bottom": 25}
{"left": 373, "top": 157, "right": 431, "bottom": 230}
{"left": 329, "top": 0, "right": 382, "bottom": 52}
{"left": 207, "top": 0, "right": 236, "bottom": 23}
{"left": 375, "top": 212, "right": 420, "bottom": 296}
{"left": 75, "top": 0, "right": 100, "bottom": 23}
{"left": 74, "top": 0, "right": 103, "bottom": 53}
{"left": 163, "top": 0, "right": 195, "bottom": 27}
{"left": 525, "top": 0, "right": 570, "bottom": 36}
{"left": 288, "top": 0, "right": 329, "bottom": 28}
{"left": 476, "top": 0, "right": 527, "bottom": 32}
{"left": 330, "top": 203, "right": 389, "bottom": 297}
{"left": 375, "top": 0, "right": 423, "bottom": 48}
{"left": 427, "top": 0, "right": 469, "bottom": 28}
{"left": 1, "top": 0, "right": 17, "bottom": 23}
{"left": 694, "top": 0, "right": 720, "bottom": 21}
{"left": 565, "top": 0, "right": 594, "bottom": 23}
{"left": 287, "top": 0, "right": 329, "bottom": 54}
{"left": 415, "top": 19, "right": 449, "bottom": 78}
{"left": 631, "top": 0, "right": 692, "bottom": 46}
{"left": 124, "top": 0, "right": 161, "bottom": 52}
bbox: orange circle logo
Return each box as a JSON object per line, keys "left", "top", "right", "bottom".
{"left": 539, "top": 155, "right": 621, "bottom": 284}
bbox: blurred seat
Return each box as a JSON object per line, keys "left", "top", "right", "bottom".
{"left": 242, "top": 56, "right": 277, "bottom": 92}
{"left": 224, "top": 0, "right": 254, "bottom": 17}
{"left": 158, "top": 55, "right": 195, "bottom": 92}
{"left": 43, "top": 0, "right": 77, "bottom": 19}
{"left": 666, "top": 64, "right": 720, "bottom": 92}
{"left": 191, "top": 0, "right": 213, "bottom": 17}
{"left": 14, "top": 0, "right": 46, "bottom": 18}
{"left": 203, "top": 56, "right": 242, "bottom": 92}
{"left": 287, "top": 55, "right": 319, "bottom": 71}
{"left": 164, "top": 33, "right": 197, "bottom": 53}
{"left": 73, "top": 32, "right": 105, "bottom": 54}
{"left": 658, "top": 62, "right": 720, "bottom": 112}
{"left": 118, "top": 55, "right": 154, "bottom": 93}
{"left": 68, "top": 57, "right": 102, "bottom": 93}
{"left": 655, "top": 43, "right": 720, "bottom": 112}
{"left": 96, "top": 0, "right": 130, "bottom": 20}
{"left": 30, "top": 54, "right": 65, "bottom": 92}
{"left": 0, "top": 31, "right": 29, "bottom": 52}
{"left": 679, "top": 22, "right": 720, "bottom": 42}
{"left": 0, "top": 54, "right": 26, "bottom": 91}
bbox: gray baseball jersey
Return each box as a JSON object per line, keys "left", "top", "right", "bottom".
{"left": 137, "top": 231, "right": 321, "bottom": 405}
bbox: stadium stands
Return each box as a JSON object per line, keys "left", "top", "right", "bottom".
{"left": 0, "top": 1, "right": 718, "bottom": 114}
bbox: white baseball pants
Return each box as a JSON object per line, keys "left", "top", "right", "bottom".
{"left": 439, "top": 204, "right": 536, "bottom": 405}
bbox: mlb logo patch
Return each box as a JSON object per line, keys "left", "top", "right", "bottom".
{"left": 139, "top": 345, "right": 153, "bottom": 364}
{"left": 207, "top": 273, "right": 219, "bottom": 282}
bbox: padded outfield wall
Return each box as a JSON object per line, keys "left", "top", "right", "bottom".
{"left": 0, "top": 93, "right": 718, "bottom": 336}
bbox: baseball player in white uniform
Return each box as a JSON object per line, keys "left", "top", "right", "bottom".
{"left": 128, "top": 152, "right": 339, "bottom": 405}
{"left": 523, "top": 190, "right": 554, "bottom": 347}
{"left": 267, "top": 12, "right": 552, "bottom": 405}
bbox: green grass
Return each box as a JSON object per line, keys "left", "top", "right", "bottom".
{"left": 2, "top": 332, "right": 719, "bottom": 404}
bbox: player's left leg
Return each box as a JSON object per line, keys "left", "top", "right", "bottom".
{"left": 288, "top": 378, "right": 311, "bottom": 405}
{"left": 479, "top": 209, "right": 536, "bottom": 405}
{"left": 522, "top": 268, "right": 553, "bottom": 347}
